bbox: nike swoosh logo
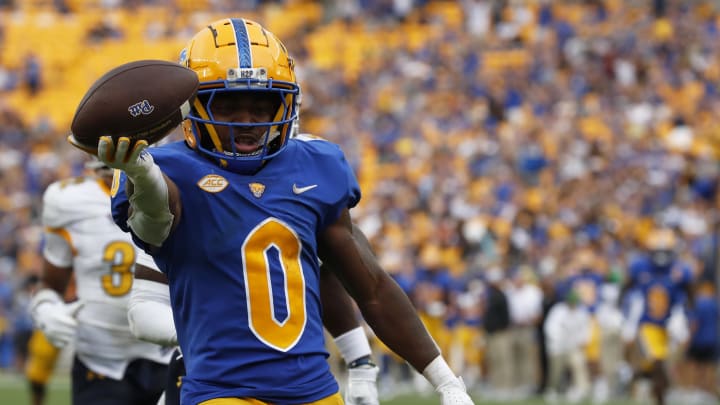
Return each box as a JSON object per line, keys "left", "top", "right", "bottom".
{"left": 293, "top": 184, "right": 318, "bottom": 194}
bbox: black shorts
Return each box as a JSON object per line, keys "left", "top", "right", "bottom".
{"left": 13, "top": 329, "right": 33, "bottom": 360}
{"left": 72, "top": 356, "right": 167, "bottom": 405}
{"left": 686, "top": 344, "right": 720, "bottom": 364}
{"left": 164, "top": 348, "right": 186, "bottom": 405}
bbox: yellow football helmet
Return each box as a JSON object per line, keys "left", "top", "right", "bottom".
{"left": 645, "top": 228, "right": 677, "bottom": 268}
{"left": 180, "top": 18, "right": 300, "bottom": 174}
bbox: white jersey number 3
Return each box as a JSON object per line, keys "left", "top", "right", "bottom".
{"left": 101, "top": 241, "right": 136, "bottom": 296}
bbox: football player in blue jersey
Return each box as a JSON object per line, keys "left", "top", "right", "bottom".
{"left": 95, "top": 18, "right": 472, "bottom": 405}
{"left": 622, "top": 229, "right": 693, "bottom": 405}
{"left": 127, "top": 249, "right": 380, "bottom": 405}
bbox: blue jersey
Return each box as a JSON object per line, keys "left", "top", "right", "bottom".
{"left": 689, "top": 295, "right": 719, "bottom": 347}
{"left": 112, "top": 138, "right": 360, "bottom": 404}
{"left": 628, "top": 256, "right": 692, "bottom": 326}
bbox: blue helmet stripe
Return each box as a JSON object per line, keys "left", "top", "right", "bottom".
{"left": 230, "top": 18, "right": 252, "bottom": 68}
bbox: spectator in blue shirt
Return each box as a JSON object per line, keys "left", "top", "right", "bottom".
{"left": 686, "top": 280, "right": 719, "bottom": 401}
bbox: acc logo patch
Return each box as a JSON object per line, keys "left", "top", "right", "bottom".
{"left": 197, "top": 174, "right": 228, "bottom": 193}
{"left": 248, "top": 182, "right": 265, "bottom": 198}
{"left": 128, "top": 100, "right": 155, "bottom": 117}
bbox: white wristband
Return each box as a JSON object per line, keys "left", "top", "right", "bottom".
{"left": 333, "top": 326, "right": 372, "bottom": 365}
{"left": 422, "top": 355, "right": 459, "bottom": 390}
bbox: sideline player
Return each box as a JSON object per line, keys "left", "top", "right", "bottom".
{"left": 100, "top": 18, "right": 472, "bottom": 405}
{"left": 25, "top": 329, "right": 61, "bottom": 405}
{"left": 623, "top": 229, "right": 693, "bottom": 405}
{"left": 30, "top": 159, "right": 172, "bottom": 405}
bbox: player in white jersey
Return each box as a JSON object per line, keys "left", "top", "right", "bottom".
{"left": 30, "top": 160, "right": 172, "bottom": 405}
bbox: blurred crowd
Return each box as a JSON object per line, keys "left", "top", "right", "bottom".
{"left": 0, "top": 0, "right": 719, "bottom": 403}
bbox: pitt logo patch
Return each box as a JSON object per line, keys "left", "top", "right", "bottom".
{"left": 197, "top": 174, "right": 228, "bottom": 193}
{"left": 248, "top": 182, "right": 265, "bottom": 198}
{"left": 128, "top": 100, "right": 155, "bottom": 117}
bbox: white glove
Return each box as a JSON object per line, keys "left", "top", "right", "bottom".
{"left": 345, "top": 364, "right": 379, "bottom": 405}
{"left": 437, "top": 377, "right": 474, "bottom": 405}
{"left": 30, "top": 289, "right": 83, "bottom": 348}
{"left": 97, "top": 136, "right": 152, "bottom": 177}
{"left": 423, "top": 356, "right": 474, "bottom": 405}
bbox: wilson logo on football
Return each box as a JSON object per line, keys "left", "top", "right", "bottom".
{"left": 197, "top": 174, "right": 228, "bottom": 193}
{"left": 128, "top": 100, "right": 155, "bottom": 117}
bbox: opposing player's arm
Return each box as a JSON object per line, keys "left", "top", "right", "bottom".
{"left": 127, "top": 250, "right": 177, "bottom": 347}
{"left": 39, "top": 187, "right": 76, "bottom": 294}
{"left": 40, "top": 257, "right": 73, "bottom": 295}
{"left": 318, "top": 209, "right": 472, "bottom": 404}
{"left": 30, "top": 229, "right": 82, "bottom": 348}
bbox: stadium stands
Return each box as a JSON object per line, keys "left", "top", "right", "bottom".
{"left": 1, "top": 0, "right": 719, "bottom": 403}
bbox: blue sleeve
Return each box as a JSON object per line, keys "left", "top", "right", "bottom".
{"left": 334, "top": 143, "right": 361, "bottom": 209}
{"left": 110, "top": 172, "right": 131, "bottom": 233}
{"left": 314, "top": 141, "right": 361, "bottom": 229}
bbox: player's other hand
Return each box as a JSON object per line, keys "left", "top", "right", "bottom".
{"left": 97, "top": 136, "right": 153, "bottom": 177}
{"left": 345, "top": 364, "right": 379, "bottom": 405}
{"left": 437, "top": 377, "right": 474, "bottom": 405}
{"left": 30, "top": 290, "right": 83, "bottom": 348}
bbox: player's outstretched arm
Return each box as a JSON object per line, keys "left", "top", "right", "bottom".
{"left": 320, "top": 266, "right": 379, "bottom": 405}
{"left": 97, "top": 137, "right": 182, "bottom": 247}
{"left": 318, "top": 210, "right": 474, "bottom": 404}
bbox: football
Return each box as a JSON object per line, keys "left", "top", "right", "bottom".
{"left": 69, "top": 59, "right": 199, "bottom": 155}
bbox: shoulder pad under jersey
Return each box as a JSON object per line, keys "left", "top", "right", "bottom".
{"left": 42, "top": 177, "right": 110, "bottom": 229}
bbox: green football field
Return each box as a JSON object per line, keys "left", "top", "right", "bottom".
{"left": 0, "top": 373, "right": 644, "bottom": 405}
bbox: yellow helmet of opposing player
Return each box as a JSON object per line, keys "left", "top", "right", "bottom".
{"left": 180, "top": 18, "right": 299, "bottom": 174}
